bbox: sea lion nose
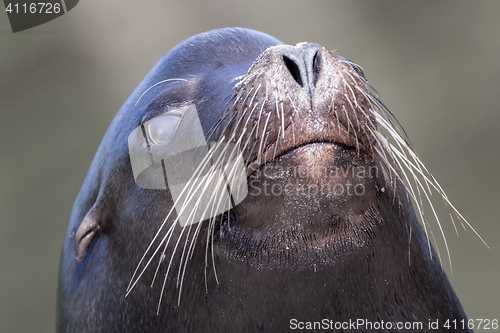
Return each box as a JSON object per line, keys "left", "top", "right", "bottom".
{"left": 280, "top": 42, "right": 323, "bottom": 96}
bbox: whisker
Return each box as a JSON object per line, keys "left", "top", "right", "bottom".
{"left": 135, "top": 78, "right": 186, "bottom": 106}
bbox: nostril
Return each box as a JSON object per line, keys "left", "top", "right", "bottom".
{"left": 283, "top": 55, "right": 303, "bottom": 87}
{"left": 312, "top": 51, "right": 321, "bottom": 85}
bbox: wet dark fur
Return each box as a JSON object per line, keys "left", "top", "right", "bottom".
{"left": 57, "top": 28, "right": 471, "bottom": 332}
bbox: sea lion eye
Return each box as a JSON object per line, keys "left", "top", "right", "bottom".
{"left": 147, "top": 114, "right": 180, "bottom": 145}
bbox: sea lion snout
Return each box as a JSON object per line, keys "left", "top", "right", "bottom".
{"left": 272, "top": 42, "right": 324, "bottom": 96}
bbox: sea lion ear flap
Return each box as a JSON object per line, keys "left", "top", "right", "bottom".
{"left": 74, "top": 205, "right": 102, "bottom": 263}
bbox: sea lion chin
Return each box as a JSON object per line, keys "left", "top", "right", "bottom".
{"left": 57, "top": 27, "right": 475, "bottom": 332}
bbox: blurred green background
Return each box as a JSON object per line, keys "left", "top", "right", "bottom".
{"left": 1, "top": 1, "right": 499, "bottom": 332}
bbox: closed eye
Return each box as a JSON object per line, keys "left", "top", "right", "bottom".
{"left": 146, "top": 114, "right": 181, "bottom": 146}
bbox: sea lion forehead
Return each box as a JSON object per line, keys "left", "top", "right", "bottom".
{"left": 128, "top": 28, "right": 285, "bottom": 116}
{"left": 153, "top": 28, "right": 284, "bottom": 79}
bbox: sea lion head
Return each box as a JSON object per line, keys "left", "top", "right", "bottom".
{"left": 58, "top": 27, "right": 473, "bottom": 332}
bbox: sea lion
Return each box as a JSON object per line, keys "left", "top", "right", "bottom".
{"left": 57, "top": 27, "right": 476, "bottom": 332}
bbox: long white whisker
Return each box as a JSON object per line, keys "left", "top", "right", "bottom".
{"left": 134, "top": 79, "right": 186, "bottom": 106}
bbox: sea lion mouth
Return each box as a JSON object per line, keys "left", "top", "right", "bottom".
{"left": 212, "top": 138, "right": 382, "bottom": 269}
{"left": 246, "top": 120, "right": 367, "bottom": 176}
